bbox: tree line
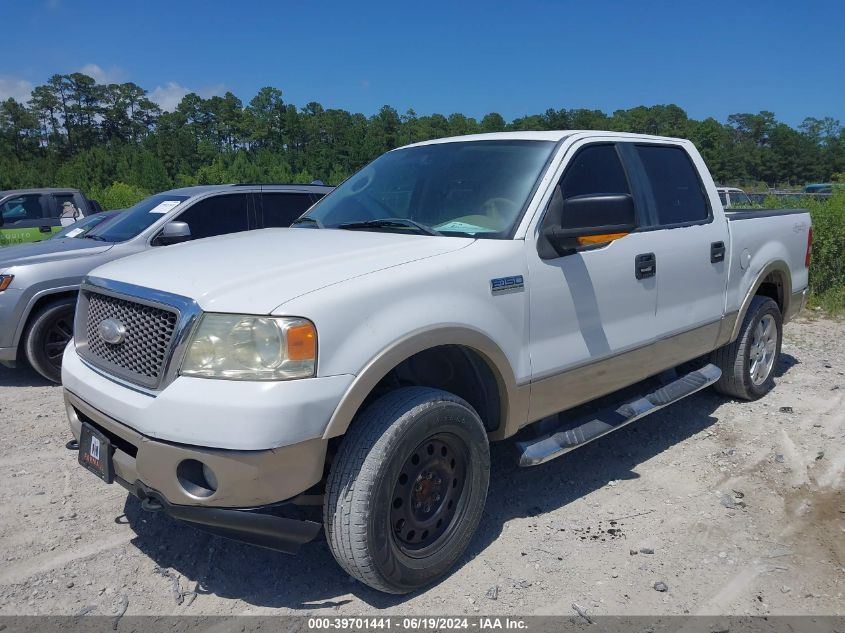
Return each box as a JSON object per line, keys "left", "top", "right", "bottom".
{"left": 1, "top": 72, "right": 844, "bottom": 203}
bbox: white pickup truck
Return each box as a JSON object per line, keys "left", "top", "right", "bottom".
{"left": 62, "top": 131, "right": 812, "bottom": 593}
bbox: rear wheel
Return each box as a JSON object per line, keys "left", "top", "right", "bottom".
{"left": 711, "top": 296, "right": 782, "bottom": 400}
{"left": 324, "top": 386, "right": 490, "bottom": 594}
{"left": 24, "top": 297, "right": 76, "bottom": 383}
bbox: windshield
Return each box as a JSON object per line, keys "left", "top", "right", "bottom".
{"left": 50, "top": 212, "right": 118, "bottom": 239}
{"left": 86, "top": 194, "right": 189, "bottom": 242}
{"left": 301, "top": 140, "right": 556, "bottom": 238}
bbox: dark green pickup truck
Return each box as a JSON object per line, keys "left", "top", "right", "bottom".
{"left": 0, "top": 188, "right": 102, "bottom": 247}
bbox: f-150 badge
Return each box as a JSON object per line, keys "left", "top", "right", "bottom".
{"left": 491, "top": 276, "right": 524, "bottom": 294}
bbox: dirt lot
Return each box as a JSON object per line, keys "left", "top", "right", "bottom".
{"left": 0, "top": 314, "right": 843, "bottom": 618}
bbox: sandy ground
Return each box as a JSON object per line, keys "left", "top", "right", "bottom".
{"left": 0, "top": 314, "right": 842, "bottom": 619}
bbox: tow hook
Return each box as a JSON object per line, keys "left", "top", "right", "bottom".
{"left": 65, "top": 439, "right": 79, "bottom": 450}
{"left": 141, "top": 497, "right": 164, "bottom": 512}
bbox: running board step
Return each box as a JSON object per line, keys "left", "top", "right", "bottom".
{"left": 516, "top": 363, "right": 721, "bottom": 467}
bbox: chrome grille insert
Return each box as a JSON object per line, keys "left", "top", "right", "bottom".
{"left": 79, "top": 290, "right": 179, "bottom": 389}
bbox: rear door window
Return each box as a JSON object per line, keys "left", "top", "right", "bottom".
{"left": 636, "top": 145, "right": 709, "bottom": 225}
{"left": 174, "top": 193, "right": 251, "bottom": 241}
{"left": 52, "top": 193, "right": 78, "bottom": 218}
{"left": 260, "top": 192, "right": 318, "bottom": 228}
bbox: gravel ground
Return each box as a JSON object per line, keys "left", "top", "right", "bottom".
{"left": 0, "top": 314, "right": 842, "bottom": 618}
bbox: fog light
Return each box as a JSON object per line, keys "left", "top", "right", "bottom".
{"left": 176, "top": 459, "right": 217, "bottom": 498}
{"left": 202, "top": 463, "right": 218, "bottom": 491}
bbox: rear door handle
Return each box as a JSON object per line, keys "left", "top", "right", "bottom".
{"left": 39, "top": 225, "right": 52, "bottom": 233}
{"left": 711, "top": 241, "right": 726, "bottom": 263}
{"left": 635, "top": 253, "right": 656, "bottom": 279}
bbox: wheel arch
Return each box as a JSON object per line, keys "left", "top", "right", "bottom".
{"left": 15, "top": 286, "right": 80, "bottom": 350}
{"left": 729, "top": 260, "right": 792, "bottom": 343}
{"left": 322, "top": 327, "right": 528, "bottom": 442}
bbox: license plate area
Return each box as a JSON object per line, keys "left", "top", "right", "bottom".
{"left": 78, "top": 422, "right": 114, "bottom": 483}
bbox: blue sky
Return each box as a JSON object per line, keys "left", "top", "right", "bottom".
{"left": 1, "top": 0, "right": 842, "bottom": 126}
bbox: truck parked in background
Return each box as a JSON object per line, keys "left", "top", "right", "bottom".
{"left": 716, "top": 186, "right": 752, "bottom": 208}
{"left": 0, "top": 188, "right": 103, "bottom": 247}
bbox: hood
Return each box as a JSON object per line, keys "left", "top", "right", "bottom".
{"left": 89, "top": 228, "right": 474, "bottom": 313}
{"left": 0, "top": 238, "right": 113, "bottom": 269}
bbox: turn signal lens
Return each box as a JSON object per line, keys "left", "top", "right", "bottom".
{"left": 0, "top": 274, "right": 13, "bottom": 291}
{"left": 287, "top": 322, "right": 317, "bottom": 361}
{"left": 576, "top": 232, "right": 629, "bottom": 247}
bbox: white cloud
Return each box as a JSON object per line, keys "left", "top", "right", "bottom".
{"left": 78, "top": 63, "right": 126, "bottom": 84}
{"left": 0, "top": 76, "right": 34, "bottom": 103}
{"left": 149, "top": 81, "right": 227, "bottom": 111}
{"left": 149, "top": 82, "right": 190, "bottom": 111}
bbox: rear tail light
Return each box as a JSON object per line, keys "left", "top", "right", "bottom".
{"left": 805, "top": 227, "right": 813, "bottom": 268}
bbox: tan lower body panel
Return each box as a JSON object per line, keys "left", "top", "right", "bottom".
{"left": 65, "top": 389, "right": 327, "bottom": 508}
{"left": 524, "top": 319, "right": 722, "bottom": 427}
{"left": 785, "top": 288, "right": 808, "bottom": 323}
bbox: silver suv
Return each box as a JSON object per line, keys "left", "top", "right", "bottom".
{"left": 0, "top": 183, "right": 331, "bottom": 382}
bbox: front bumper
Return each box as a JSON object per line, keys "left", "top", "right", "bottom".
{"left": 0, "top": 286, "right": 26, "bottom": 364}
{"left": 66, "top": 389, "right": 326, "bottom": 553}
{"left": 65, "top": 389, "right": 329, "bottom": 508}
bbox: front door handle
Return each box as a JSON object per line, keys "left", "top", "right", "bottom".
{"left": 39, "top": 225, "right": 52, "bottom": 233}
{"left": 711, "top": 241, "right": 726, "bottom": 263}
{"left": 635, "top": 253, "right": 656, "bottom": 279}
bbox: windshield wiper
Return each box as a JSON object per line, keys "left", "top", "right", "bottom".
{"left": 291, "top": 216, "right": 324, "bottom": 229}
{"left": 337, "top": 218, "right": 442, "bottom": 236}
{"left": 83, "top": 234, "right": 107, "bottom": 241}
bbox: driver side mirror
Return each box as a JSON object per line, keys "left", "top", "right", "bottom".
{"left": 153, "top": 221, "right": 191, "bottom": 246}
{"left": 540, "top": 193, "right": 636, "bottom": 259}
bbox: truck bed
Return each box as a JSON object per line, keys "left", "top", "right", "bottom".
{"left": 724, "top": 207, "right": 811, "bottom": 326}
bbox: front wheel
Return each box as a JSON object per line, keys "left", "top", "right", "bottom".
{"left": 23, "top": 297, "right": 77, "bottom": 384}
{"left": 711, "top": 296, "right": 782, "bottom": 400}
{"left": 323, "top": 387, "right": 490, "bottom": 594}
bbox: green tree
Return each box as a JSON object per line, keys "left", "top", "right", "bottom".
{"left": 1, "top": 71, "right": 843, "bottom": 199}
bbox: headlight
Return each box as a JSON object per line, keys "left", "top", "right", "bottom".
{"left": 0, "top": 274, "right": 13, "bottom": 292}
{"left": 180, "top": 314, "right": 317, "bottom": 380}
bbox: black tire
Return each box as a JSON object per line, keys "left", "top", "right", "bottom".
{"left": 711, "top": 296, "right": 782, "bottom": 400}
{"left": 323, "top": 386, "right": 490, "bottom": 594}
{"left": 23, "top": 297, "right": 76, "bottom": 383}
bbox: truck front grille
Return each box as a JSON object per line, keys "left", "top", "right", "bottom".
{"left": 79, "top": 291, "right": 179, "bottom": 389}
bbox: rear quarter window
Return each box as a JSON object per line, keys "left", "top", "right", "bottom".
{"left": 637, "top": 145, "right": 709, "bottom": 225}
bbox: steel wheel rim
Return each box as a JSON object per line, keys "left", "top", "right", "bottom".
{"left": 43, "top": 309, "right": 74, "bottom": 369}
{"left": 389, "top": 432, "right": 469, "bottom": 558}
{"left": 749, "top": 313, "right": 777, "bottom": 386}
